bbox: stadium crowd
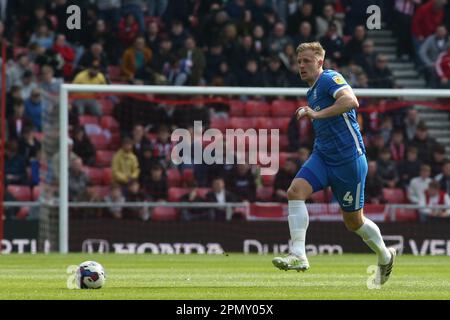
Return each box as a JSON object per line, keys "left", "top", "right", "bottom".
{"left": 2, "top": 0, "right": 450, "bottom": 221}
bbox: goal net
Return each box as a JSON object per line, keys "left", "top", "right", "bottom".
{"left": 36, "top": 85, "right": 450, "bottom": 253}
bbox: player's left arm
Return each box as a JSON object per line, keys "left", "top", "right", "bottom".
{"left": 314, "top": 88, "right": 359, "bottom": 119}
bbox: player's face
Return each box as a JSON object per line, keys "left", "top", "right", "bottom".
{"left": 297, "top": 50, "right": 323, "bottom": 84}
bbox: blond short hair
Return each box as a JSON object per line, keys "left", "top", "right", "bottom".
{"left": 296, "top": 42, "right": 326, "bottom": 60}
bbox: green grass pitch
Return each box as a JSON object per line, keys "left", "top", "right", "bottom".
{"left": 0, "top": 254, "right": 449, "bottom": 300}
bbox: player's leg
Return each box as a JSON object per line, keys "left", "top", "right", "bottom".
{"left": 331, "top": 155, "right": 395, "bottom": 283}
{"left": 272, "top": 153, "right": 328, "bottom": 272}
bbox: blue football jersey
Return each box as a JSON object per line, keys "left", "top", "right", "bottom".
{"left": 306, "top": 69, "right": 365, "bottom": 166}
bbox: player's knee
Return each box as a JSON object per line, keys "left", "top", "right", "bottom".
{"left": 287, "top": 185, "right": 308, "bottom": 201}
{"left": 343, "top": 215, "right": 364, "bottom": 231}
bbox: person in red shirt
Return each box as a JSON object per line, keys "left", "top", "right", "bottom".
{"left": 412, "top": 0, "right": 446, "bottom": 58}
{"left": 435, "top": 42, "right": 450, "bottom": 87}
{"left": 118, "top": 13, "right": 140, "bottom": 48}
{"left": 52, "top": 34, "right": 75, "bottom": 79}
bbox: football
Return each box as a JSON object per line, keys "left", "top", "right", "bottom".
{"left": 76, "top": 261, "right": 106, "bottom": 289}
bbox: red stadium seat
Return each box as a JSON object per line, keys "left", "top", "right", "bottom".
{"left": 394, "top": 208, "right": 419, "bottom": 222}
{"left": 210, "top": 117, "right": 228, "bottom": 132}
{"left": 32, "top": 186, "right": 40, "bottom": 201}
{"left": 96, "top": 150, "right": 115, "bottom": 167}
{"left": 256, "top": 186, "right": 274, "bottom": 201}
{"left": 382, "top": 188, "right": 407, "bottom": 204}
{"left": 168, "top": 187, "right": 189, "bottom": 202}
{"left": 257, "top": 117, "right": 290, "bottom": 134}
{"left": 102, "top": 168, "right": 112, "bottom": 185}
{"left": 100, "top": 116, "right": 120, "bottom": 132}
{"left": 167, "top": 168, "right": 181, "bottom": 187}
{"left": 229, "top": 100, "right": 246, "bottom": 117}
{"left": 108, "top": 66, "right": 122, "bottom": 81}
{"left": 181, "top": 168, "right": 194, "bottom": 186}
{"left": 100, "top": 99, "right": 115, "bottom": 115}
{"left": 89, "top": 134, "right": 109, "bottom": 150}
{"left": 7, "top": 185, "right": 31, "bottom": 201}
{"left": 270, "top": 100, "right": 298, "bottom": 117}
{"left": 279, "top": 134, "right": 289, "bottom": 151}
{"left": 109, "top": 133, "right": 122, "bottom": 150}
{"left": 79, "top": 115, "right": 99, "bottom": 126}
{"left": 16, "top": 207, "right": 30, "bottom": 220}
{"left": 151, "top": 207, "right": 178, "bottom": 221}
{"left": 261, "top": 174, "right": 276, "bottom": 187}
{"left": 245, "top": 101, "right": 270, "bottom": 117}
{"left": 229, "top": 117, "right": 259, "bottom": 130}
{"left": 84, "top": 167, "right": 104, "bottom": 185}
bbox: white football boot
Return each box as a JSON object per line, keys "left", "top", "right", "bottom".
{"left": 377, "top": 247, "right": 397, "bottom": 285}
{"left": 272, "top": 253, "right": 310, "bottom": 272}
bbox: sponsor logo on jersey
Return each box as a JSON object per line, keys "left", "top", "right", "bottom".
{"left": 332, "top": 75, "right": 345, "bottom": 85}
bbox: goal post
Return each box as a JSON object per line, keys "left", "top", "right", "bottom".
{"left": 56, "top": 84, "right": 450, "bottom": 253}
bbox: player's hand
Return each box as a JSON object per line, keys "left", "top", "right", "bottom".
{"left": 296, "top": 106, "right": 317, "bottom": 120}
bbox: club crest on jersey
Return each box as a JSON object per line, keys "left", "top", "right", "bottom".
{"left": 332, "top": 75, "right": 345, "bottom": 85}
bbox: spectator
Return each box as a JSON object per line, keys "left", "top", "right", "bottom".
{"left": 418, "top": 180, "right": 450, "bottom": 221}
{"left": 104, "top": 184, "right": 126, "bottom": 219}
{"left": 7, "top": 54, "right": 33, "bottom": 90}
{"left": 4, "top": 140, "right": 28, "bottom": 185}
{"left": 227, "top": 164, "right": 257, "bottom": 202}
{"left": 7, "top": 98, "right": 33, "bottom": 140}
{"left": 287, "top": 1, "right": 316, "bottom": 37}
{"left": 398, "top": 146, "right": 422, "bottom": 188}
{"left": 419, "top": 25, "right": 448, "bottom": 87}
{"left": 178, "top": 36, "right": 206, "bottom": 85}
{"left": 252, "top": 24, "right": 269, "bottom": 57}
{"left": 72, "top": 126, "right": 96, "bottom": 166}
{"left": 393, "top": 0, "right": 419, "bottom": 60}
{"left": 379, "top": 116, "right": 394, "bottom": 145}
{"left": 151, "top": 36, "right": 174, "bottom": 75}
{"left": 403, "top": 109, "right": 420, "bottom": 141}
{"left": 19, "top": 70, "right": 38, "bottom": 100}
{"left": 24, "top": 88, "right": 43, "bottom": 131}
{"left": 238, "top": 58, "right": 264, "bottom": 87}
{"left": 377, "top": 148, "right": 399, "bottom": 188}
{"left": 435, "top": 42, "right": 450, "bottom": 88}
{"left": 411, "top": 0, "right": 446, "bottom": 58}
{"left": 145, "top": 20, "right": 160, "bottom": 53}
{"left": 88, "top": 19, "right": 119, "bottom": 64}
{"left": 344, "top": 25, "right": 366, "bottom": 63}
{"left": 292, "top": 21, "right": 315, "bottom": 47}
{"left": 180, "top": 187, "right": 211, "bottom": 221}
{"left": 122, "top": 0, "right": 146, "bottom": 33}
{"left": 366, "top": 132, "right": 385, "bottom": 161}
{"left": 163, "top": 55, "right": 190, "bottom": 86}
{"left": 320, "top": 23, "right": 345, "bottom": 65}
{"left": 29, "top": 22, "right": 54, "bottom": 50}
{"left": 112, "top": 137, "right": 140, "bottom": 187}
{"left": 273, "top": 158, "right": 298, "bottom": 202}
{"left": 205, "top": 176, "right": 239, "bottom": 220}
{"left": 214, "top": 61, "right": 239, "bottom": 86}
{"left": 132, "top": 124, "right": 153, "bottom": 160}
{"left": 365, "top": 161, "right": 386, "bottom": 204}
{"left": 123, "top": 179, "right": 150, "bottom": 220}
{"left": 40, "top": 65, "right": 63, "bottom": 96}
{"left": 268, "top": 22, "right": 292, "bottom": 55}
{"left": 232, "top": 35, "right": 258, "bottom": 72}
{"left": 118, "top": 13, "right": 140, "bottom": 48}
{"left": 77, "top": 43, "right": 110, "bottom": 75}
{"left": 121, "top": 36, "right": 153, "bottom": 83}
{"left": 263, "top": 54, "right": 289, "bottom": 87}
{"left": 173, "top": 100, "right": 211, "bottom": 129}
{"left": 68, "top": 157, "right": 92, "bottom": 202}
{"left": 389, "top": 129, "right": 407, "bottom": 163}
{"left": 353, "top": 39, "right": 377, "bottom": 76}
{"left": 205, "top": 41, "right": 227, "bottom": 82}
{"left": 316, "top": 4, "right": 343, "bottom": 39}
{"left": 18, "top": 125, "right": 41, "bottom": 164}
{"left": 368, "top": 54, "right": 395, "bottom": 88}
{"left": 435, "top": 160, "right": 450, "bottom": 195}
{"left": 72, "top": 60, "right": 107, "bottom": 116}
{"left": 6, "top": 86, "right": 23, "bottom": 119}
{"left": 152, "top": 125, "right": 172, "bottom": 168}
{"left": 97, "top": 0, "right": 122, "bottom": 32}
{"left": 52, "top": 34, "right": 75, "bottom": 79}
{"left": 169, "top": 19, "right": 188, "bottom": 53}
{"left": 408, "top": 164, "right": 432, "bottom": 204}
{"left": 410, "top": 122, "right": 438, "bottom": 164}
{"left": 141, "top": 163, "right": 168, "bottom": 201}
{"left": 430, "top": 144, "right": 448, "bottom": 176}
{"left": 22, "top": 4, "right": 54, "bottom": 42}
